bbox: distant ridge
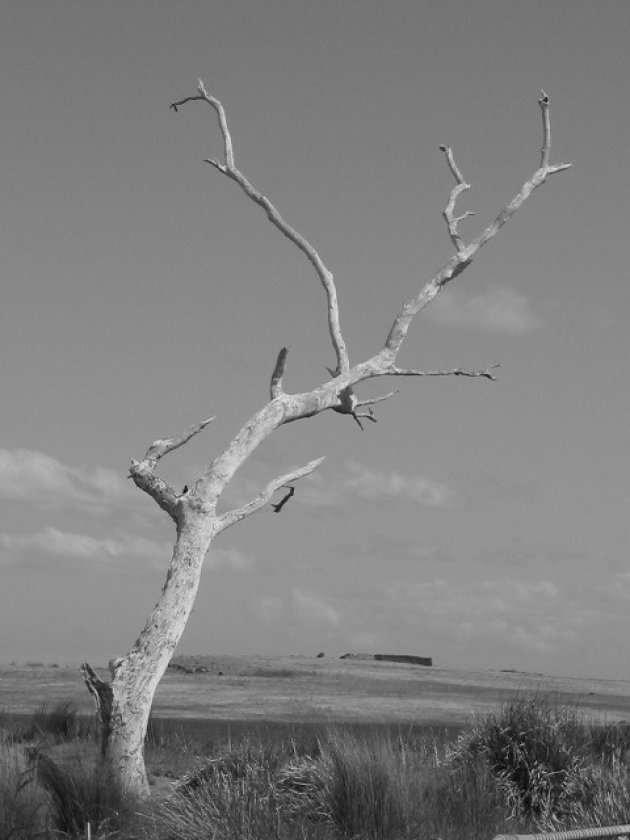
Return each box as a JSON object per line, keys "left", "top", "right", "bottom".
{"left": 340, "top": 653, "right": 432, "bottom": 667}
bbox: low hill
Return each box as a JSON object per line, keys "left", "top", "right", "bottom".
{"left": 2, "top": 655, "right": 629, "bottom": 725}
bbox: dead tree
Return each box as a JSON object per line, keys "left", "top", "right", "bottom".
{"left": 81, "top": 83, "right": 570, "bottom": 796}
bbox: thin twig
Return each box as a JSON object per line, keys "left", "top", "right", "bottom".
{"left": 271, "top": 485, "right": 295, "bottom": 513}
{"left": 386, "top": 364, "right": 500, "bottom": 381}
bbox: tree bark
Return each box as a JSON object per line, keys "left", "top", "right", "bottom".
{"left": 83, "top": 510, "right": 218, "bottom": 796}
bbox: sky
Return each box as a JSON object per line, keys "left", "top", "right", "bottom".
{"left": 1, "top": 0, "right": 630, "bottom": 681}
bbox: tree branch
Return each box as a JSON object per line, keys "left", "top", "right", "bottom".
{"left": 218, "top": 457, "right": 325, "bottom": 531}
{"left": 355, "top": 389, "right": 399, "bottom": 409}
{"left": 172, "top": 80, "right": 349, "bottom": 376}
{"left": 331, "top": 383, "right": 399, "bottom": 429}
{"left": 143, "top": 416, "right": 216, "bottom": 468}
{"left": 270, "top": 347, "right": 289, "bottom": 399}
{"left": 382, "top": 92, "right": 571, "bottom": 360}
{"left": 439, "top": 144, "right": 474, "bottom": 253}
{"left": 271, "top": 485, "right": 295, "bottom": 513}
{"left": 385, "top": 364, "right": 500, "bottom": 381}
{"left": 129, "top": 416, "right": 215, "bottom": 520}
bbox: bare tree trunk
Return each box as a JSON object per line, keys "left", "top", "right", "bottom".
{"left": 83, "top": 513, "right": 217, "bottom": 796}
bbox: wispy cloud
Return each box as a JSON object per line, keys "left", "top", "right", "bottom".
{"left": 429, "top": 286, "right": 543, "bottom": 334}
{"left": 206, "top": 546, "right": 254, "bottom": 572}
{"left": 386, "top": 576, "right": 571, "bottom": 654}
{"left": 0, "top": 526, "right": 170, "bottom": 567}
{"left": 344, "top": 462, "right": 456, "bottom": 507}
{"left": 0, "top": 526, "right": 254, "bottom": 574}
{"left": 292, "top": 588, "right": 340, "bottom": 627}
{"left": 0, "top": 449, "right": 134, "bottom": 514}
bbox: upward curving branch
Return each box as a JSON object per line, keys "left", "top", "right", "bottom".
{"left": 171, "top": 80, "right": 349, "bottom": 376}
{"left": 381, "top": 91, "right": 571, "bottom": 360}
{"left": 218, "top": 456, "right": 325, "bottom": 531}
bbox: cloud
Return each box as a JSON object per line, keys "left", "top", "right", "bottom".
{"left": 0, "top": 525, "right": 255, "bottom": 578}
{"left": 344, "top": 462, "right": 455, "bottom": 507}
{"left": 292, "top": 588, "right": 340, "bottom": 627}
{"left": 0, "top": 526, "right": 171, "bottom": 568}
{"left": 0, "top": 449, "right": 134, "bottom": 514}
{"left": 429, "top": 287, "right": 543, "bottom": 334}
{"left": 293, "top": 472, "right": 342, "bottom": 507}
{"left": 385, "top": 576, "right": 569, "bottom": 654}
{"left": 206, "top": 546, "right": 254, "bottom": 572}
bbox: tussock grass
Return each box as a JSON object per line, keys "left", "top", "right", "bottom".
{"left": 0, "top": 738, "right": 49, "bottom": 840}
{"left": 30, "top": 702, "right": 81, "bottom": 741}
{"left": 32, "top": 750, "right": 142, "bottom": 839}
{"left": 448, "top": 695, "right": 630, "bottom": 831}
{"left": 320, "top": 729, "right": 415, "bottom": 838}
{"left": 4, "top": 691, "right": 630, "bottom": 839}
{"left": 420, "top": 753, "right": 523, "bottom": 840}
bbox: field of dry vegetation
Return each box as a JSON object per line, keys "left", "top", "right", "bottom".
{"left": 2, "top": 656, "right": 630, "bottom": 839}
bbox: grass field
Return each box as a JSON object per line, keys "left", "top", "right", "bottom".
{"left": 2, "top": 654, "right": 629, "bottom": 724}
{"left": 3, "top": 656, "right": 630, "bottom": 839}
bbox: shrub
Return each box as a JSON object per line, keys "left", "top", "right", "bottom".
{"left": 33, "top": 750, "right": 140, "bottom": 838}
{"left": 589, "top": 720, "right": 630, "bottom": 766}
{"left": 446, "top": 694, "right": 615, "bottom": 830}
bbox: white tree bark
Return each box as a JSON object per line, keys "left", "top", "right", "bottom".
{"left": 82, "top": 85, "right": 570, "bottom": 796}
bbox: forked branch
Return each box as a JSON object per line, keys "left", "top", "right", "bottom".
{"left": 129, "top": 416, "right": 215, "bottom": 520}
{"left": 382, "top": 91, "right": 571, "bottom": 360}
{"left": 439, "top": 144, "right": 474, "bottom": 253}
{"left": 162, "top": 90, "right": 568, "bottom": 514}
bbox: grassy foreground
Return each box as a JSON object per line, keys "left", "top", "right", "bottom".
{"left": 2, "top": 696, "right": 630, "bottom": 840}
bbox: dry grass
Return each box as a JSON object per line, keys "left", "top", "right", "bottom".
{"left": 3, "top": 666, "right": 630, "bottom": 839}
{"left": 3, "top": 657, "right": 630, "bottom": 725}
